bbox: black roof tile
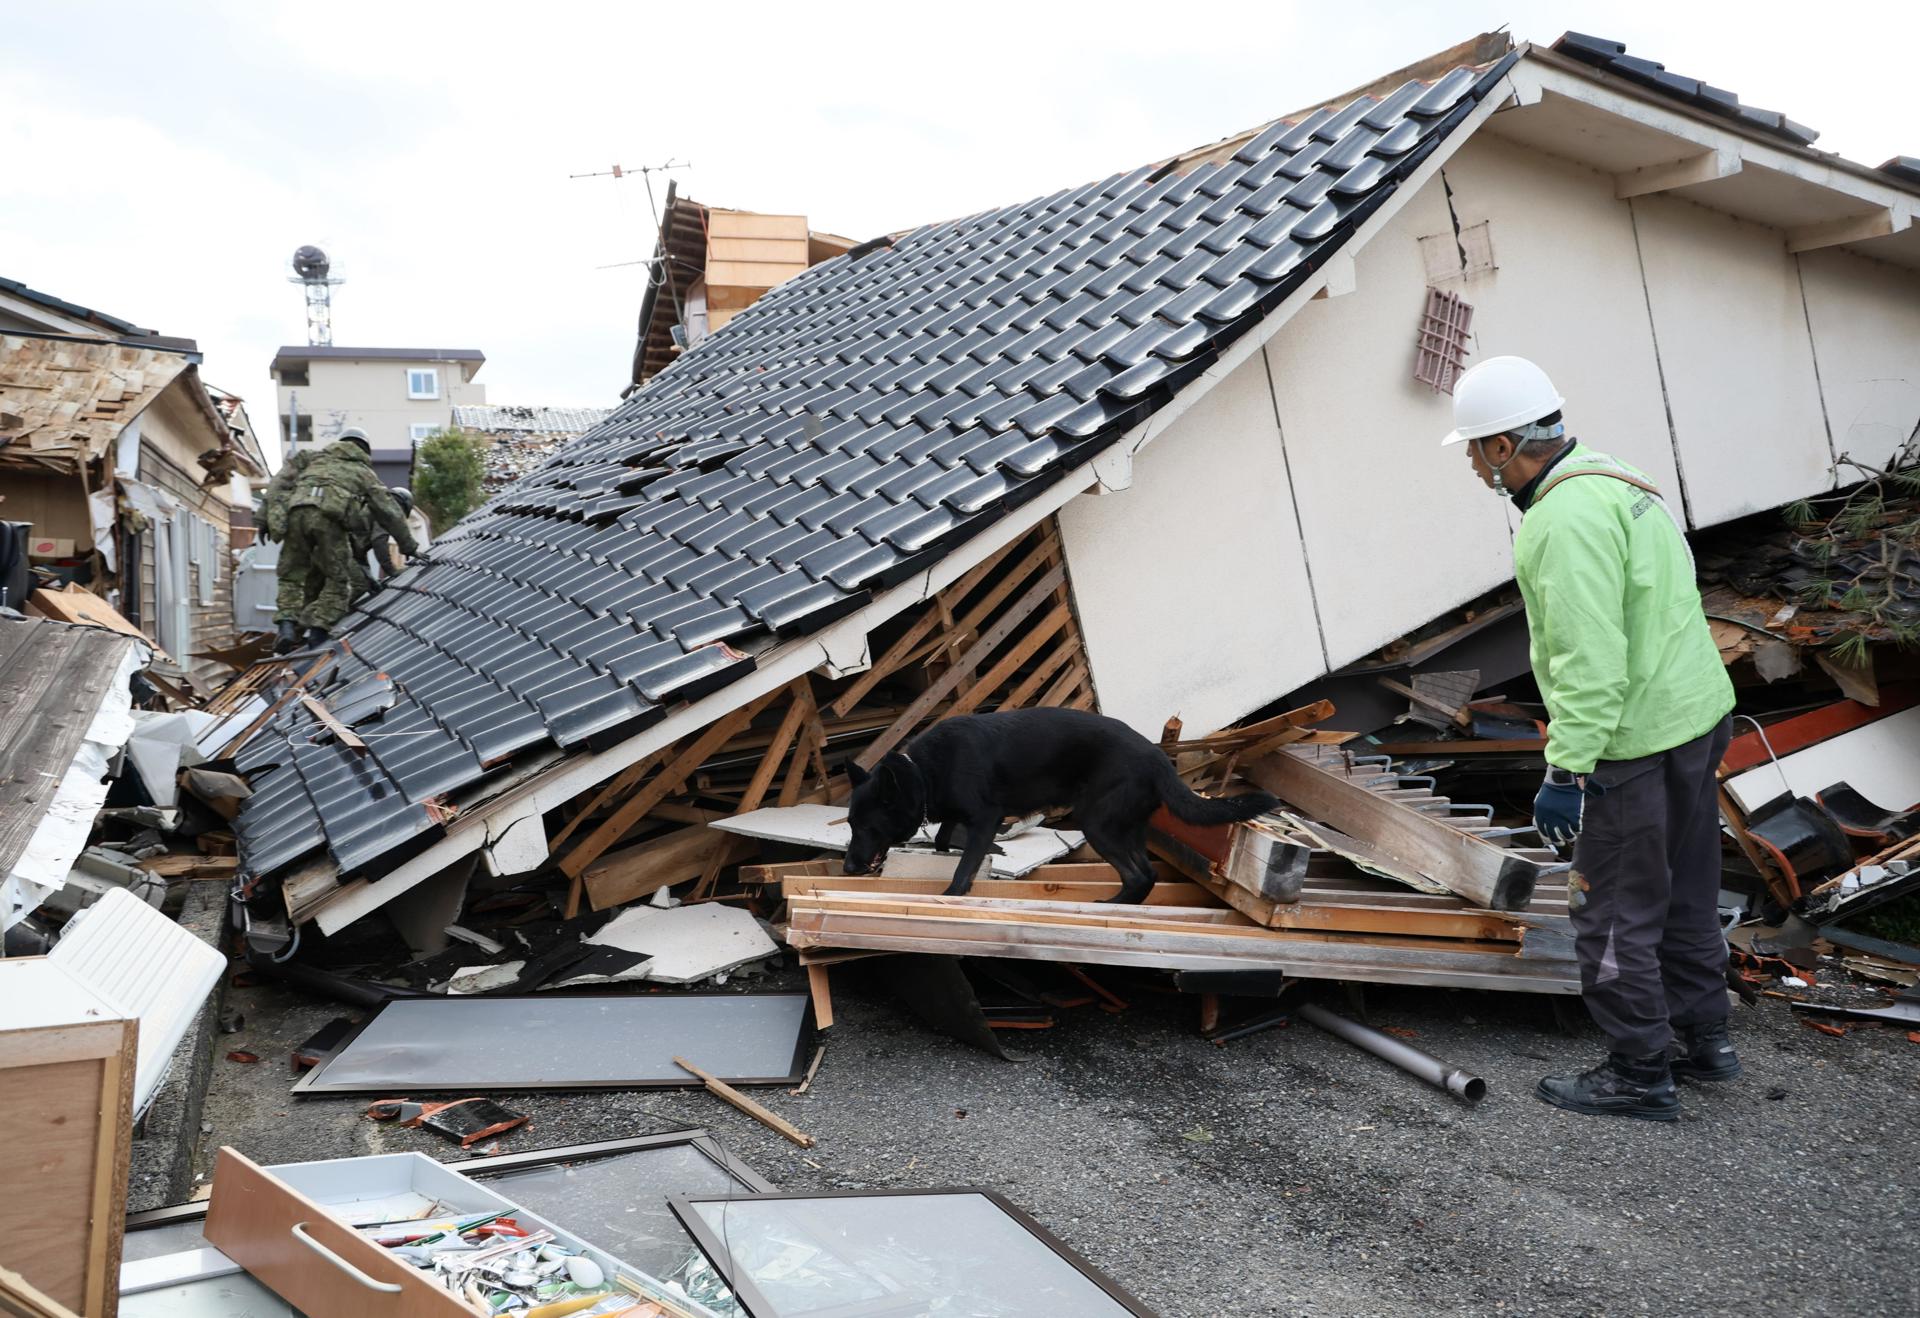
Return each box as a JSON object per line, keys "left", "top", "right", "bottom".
{"left": 233, "top": 50, "right": 1515, "bottom": 883}
{"left": 1552, "top": 33, "right": 1818, "bottom": 146}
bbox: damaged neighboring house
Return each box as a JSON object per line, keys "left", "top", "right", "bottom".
{"left": 630, "top": 187, "right": 857, "bottom": 388}
{"left": 1, "top": 325, "right": 265, "bottom": 689}
{"left": 229, "top": 31, "right": 1920, "bottom": 938}
{"left": 454, "top": 404, "right": 615, "bottom": 492}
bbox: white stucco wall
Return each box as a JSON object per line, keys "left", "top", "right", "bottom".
{"left": 1437, "top": 136, "right": 1683, "bottom": 494}
{"left": 1631, "top": 195, "right": 1833, "bottom": 526}
{"left": 1259, "top": 173, "right": 1519, "bottom": 670}
{"left": 1797, "top": 246, "right": 1920, "bottom": 473}
{"left": 1055, "top": 118, "right": 1918, "bottom": 739}
{"left": 1057, "top": 354, "right": 1323, "bottom": 738}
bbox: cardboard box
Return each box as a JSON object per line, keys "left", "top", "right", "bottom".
{"left": 28, "top": 536, "right": 77, "bottom": 559}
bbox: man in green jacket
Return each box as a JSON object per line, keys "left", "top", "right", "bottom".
{"left": 1446, "top": 356, "right": 1738, "bottom": 1122}
{"left": 280, "top": 432, "right": 418, "bottom": 648}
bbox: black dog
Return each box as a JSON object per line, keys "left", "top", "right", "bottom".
{"left": 844, "top": 707, "right": 1278, "bottom": 904}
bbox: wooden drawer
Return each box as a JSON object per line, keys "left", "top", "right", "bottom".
{"left": 203, "top": 1148, "right": 492, "bottom": 1317}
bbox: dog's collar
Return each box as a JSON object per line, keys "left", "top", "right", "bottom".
{"left": 892, "top": 751, "right": 929, "bottom": 826}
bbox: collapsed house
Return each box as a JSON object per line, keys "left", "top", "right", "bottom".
{"left": 1, "top": 330, "right": 266, "bottom": 689}
{"left": 226, "top": 32, "right": 1919, "bottom": 951}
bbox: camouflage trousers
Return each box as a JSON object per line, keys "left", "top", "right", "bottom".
{"left": 277, "top": 506, "right": 367, "bottom": 629}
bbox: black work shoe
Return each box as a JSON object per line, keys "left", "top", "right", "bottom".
{"left": 304, "top": 625, "right": 331, "bottom": 648}
{"left": 1535, "top": 1053, "right": 1681, "bottom": 1122}
{"left": 1670, "top": 1021, "right": 1743, "bottom": 1082}
{"left": 273, "top": 620, "right": 300, "bottom": 654}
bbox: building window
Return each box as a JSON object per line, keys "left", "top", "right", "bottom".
{"left": 279, "top": 366, "right": 309, "bottom": 386}
{"left": 410, "top": 423, "right": 439, "bottom": 443}
{"left": 407, "top": 368, "right": 440, "bottom": 400}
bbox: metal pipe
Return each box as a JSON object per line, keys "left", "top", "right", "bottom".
{"left": 1297, "top": 1003, "right": 1486, "bottom": 1103}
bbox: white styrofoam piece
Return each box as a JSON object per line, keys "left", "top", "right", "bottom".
{"left": 582, "top": 902, "right": 780, "bottom": 985}
{"left": 1726, "top": 705, "right": 1920, "bottom": 814}
{"left": 709, "top": 804, "right": 1083, "bottom": 877}
{"left": 0, "top": 957, "right": 129, "bottom": 1032}
{"left": 50, "top": 887, "right": 226, "bottom": 1116}
{"left": 4, "top": 638, "right": 147, "bottom": 931}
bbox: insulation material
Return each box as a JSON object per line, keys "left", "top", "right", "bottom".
{"left": 1726, "top": 705, "right": 1920, "bottom": 814}
{"left": 3, "top": 638, "right": 147, "bottom": 930}
{"left": 50, "top": 887, "right": 225, "bottom": 1116}
{"left": 711, "top": 805, "right": 1084, "bottom": 878}
{"left": 125, "top": 709, "right": 220, "bottom": 808}
{"left": 577, "top": 903, "right": 780, "bottom": 985}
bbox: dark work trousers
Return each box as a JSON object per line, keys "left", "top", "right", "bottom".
{"left": 1568, "top": 715, "right": 1734, "bottom": 1058}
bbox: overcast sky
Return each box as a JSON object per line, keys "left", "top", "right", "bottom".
{"left": 5, "top": 2, "right": 1914, "bottom": 421}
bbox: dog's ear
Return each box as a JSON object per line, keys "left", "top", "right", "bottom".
{"left": 846, "top": 763, "right": 870, "bottom": 789}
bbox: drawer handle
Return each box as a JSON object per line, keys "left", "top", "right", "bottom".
{"left": 290, "top": 1221, "right": 404, "bottom": 1293}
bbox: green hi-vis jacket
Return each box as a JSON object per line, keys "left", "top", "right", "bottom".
{"left": 1513, "top": 444, "right": 1734, "bottom": 775}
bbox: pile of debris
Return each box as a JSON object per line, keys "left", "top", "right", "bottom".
{"left": 451, "top": 404, "right": 614, "bottom": 493}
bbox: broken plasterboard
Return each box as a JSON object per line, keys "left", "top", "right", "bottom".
{"left": 1726, "top": 704, "right": 1920, "bottom": 815}
{"left": 710, "top": 804, "right": 1084, "bottom": 878}
{"left": 577, "top": 903, "right": 781, "bottom": 986}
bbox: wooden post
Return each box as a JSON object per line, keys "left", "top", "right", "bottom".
{"left": 807, "top": 962, "right": 835, "bottom": 1031}
{"left": 672, "top": 1057, "right": 816, "bottom": 1148}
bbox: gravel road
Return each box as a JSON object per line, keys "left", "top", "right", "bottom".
{"left": 196, "top": 961, "right": 1919, "bottom": 1317}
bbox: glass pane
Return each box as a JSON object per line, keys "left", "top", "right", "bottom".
{"left": 121, "top": 1269, "right": 300, "bottom": 1317}
{"left": 478, "top": 1144, "right": 747, "bottom": 1285}
{"left": 299, "top": 994, "right": 809, "bottom": 1092}
{"left": 688, "top": 1193, "right": 1133, "bottom": 1317}
{"left": 121, "top": 1220, "right": 210, "bottom": 1263}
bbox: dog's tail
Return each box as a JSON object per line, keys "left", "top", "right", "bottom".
{"left": 1153, "top": 759, "right": 1279, "bottom": 826}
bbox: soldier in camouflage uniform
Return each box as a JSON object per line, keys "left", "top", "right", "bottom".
{"left": 262, "top": 447, "right": 318, "bottom": 653}
{"left": 278, "top": 431, "right": 418, "bottom": 648}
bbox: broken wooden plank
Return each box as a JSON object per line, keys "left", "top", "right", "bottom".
{"left": 857, "top": 564, "right": 1067, "bottom": 768}
{"left": 1245, "top": 748, "right": 1553, "bottom": 911}
{"left": 297, "top": 693, "right": 366, "bottom": 752}
{"left": 581, "top": 825, "right": 755, "bottom": 911}
{"left": 560, "top": 688, "right": 781, "bottom": 883}
{"left": 785, "top": 895, "right": 1580, "bottom": 993}
{"left": 673, "top": 1056, "right": 816, "bottom": 1147}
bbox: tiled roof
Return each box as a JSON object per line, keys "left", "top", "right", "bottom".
{"left": 233, "top": 53, "right": 1515, "bottom": 882}
{"left": 453, "top": 405, "right": 613, "bottom": 434}
{"left": 1551, "top": 33, "right": 1819, "bottom": 147}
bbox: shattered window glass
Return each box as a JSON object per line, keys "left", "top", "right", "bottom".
{"left": 479, "top": 1144, "right": 749, "bottom": 1293}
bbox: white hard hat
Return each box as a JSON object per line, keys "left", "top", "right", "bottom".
{"left": 1441, "top": 356, "right": 1565, "bottom": 446}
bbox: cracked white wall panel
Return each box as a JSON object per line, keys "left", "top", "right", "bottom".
{"left": 1632, "top": 193, "right": 1833, "bottom": 526}
{"left": 1796, "top": 246, "right": 1920, "bottom": 475}
{"left": 1436, "top": 134, "right": 1682, "bottom": 497}
{"left": 1057, "top": 353, "right": 1321, "bottom": 739}
{"left": 1261, "top": 174, "right": 1516, "bottom": 671}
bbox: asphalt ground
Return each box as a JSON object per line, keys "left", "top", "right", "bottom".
{"left": 195, "top": 957, "right": 1920, "bottom": 1318}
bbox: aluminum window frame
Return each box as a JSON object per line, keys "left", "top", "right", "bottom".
{"left": 408, "top": 421, "right": 439, "bottom": 442}
{"left": 286, "top": 990, "right": 816, "bottom": 1096}
{"left": 406, "top": 367, "right": 440, "bottom": 400}
{"left": 668, "top": 1187, "right": 1158, "bottom": 1318}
